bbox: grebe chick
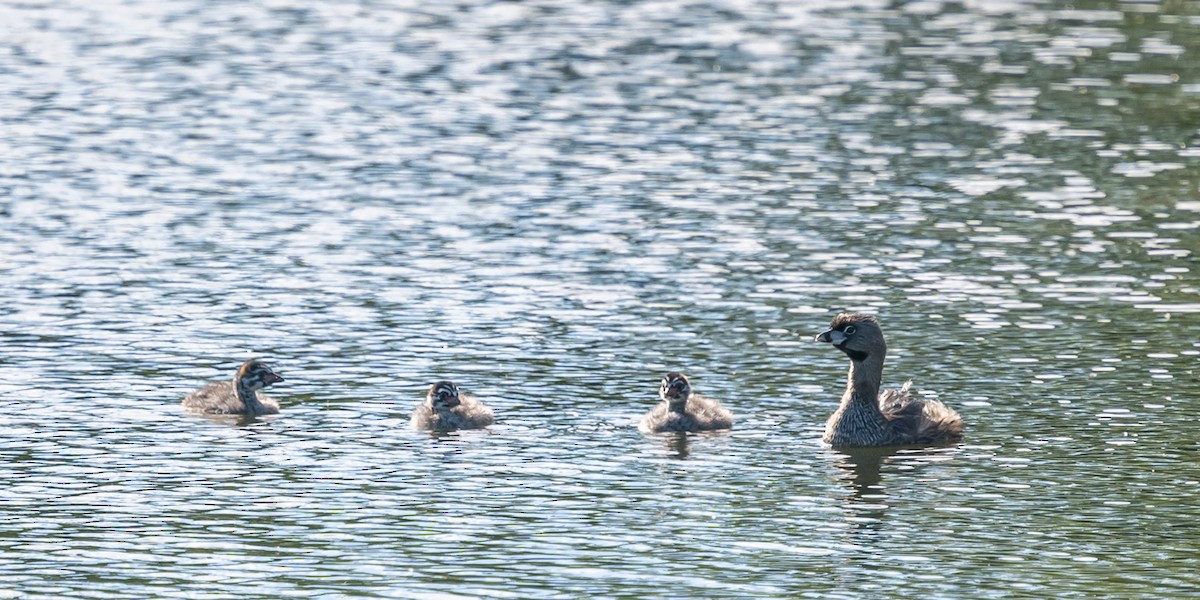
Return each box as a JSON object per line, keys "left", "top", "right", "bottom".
{"left": 410, "top": 381, "right": 494, "bottom": 431}
{"left": 182, "top": 360, "right": 285, "bottom": 416}
{"left": 815, "top": 313, "right": 963, "bottom": 447}
{"left": 638, "top": 372, "right": 733, "bottom": 433}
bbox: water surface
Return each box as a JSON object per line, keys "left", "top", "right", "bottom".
{"left": 1, "top": 0, "right": 1198, "bottom": 597}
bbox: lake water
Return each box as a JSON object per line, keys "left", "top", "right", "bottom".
{"left": 1, "top": 0, "right": 1198, "bottom": 597}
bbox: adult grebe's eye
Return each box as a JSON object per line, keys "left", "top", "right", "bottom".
{"left": 843, "top": 325, "right": 856, "bottom": 335}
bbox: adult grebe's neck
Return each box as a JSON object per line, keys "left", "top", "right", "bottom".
{"left": 842, "top": 352, "right": 885, "bottom": 408}
{"left": 235, "top": 376, "right": 267, "bottom": 413}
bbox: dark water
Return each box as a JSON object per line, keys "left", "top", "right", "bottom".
{"left": 1, "top": 0, "right": 1198, "bottom": 597}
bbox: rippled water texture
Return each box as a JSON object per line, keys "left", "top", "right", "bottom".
{"left": 2, "top": 0, "right": 1199, "bottom": 597}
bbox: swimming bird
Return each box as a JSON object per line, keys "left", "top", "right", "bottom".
{"left": 815, "top": 313, "right": 963, "bottom": 447}
{"left": 181, "top": 360, "right": 285, "bottom": 416}
{"left": 410, "top": 381, "right": 494, "bottom": 431}
{"left": 638, "top": 372, "right": 733, "bottom": 433}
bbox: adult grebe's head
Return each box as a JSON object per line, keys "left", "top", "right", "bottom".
{"left": 659, "top": 372, "right": 691, "bottom": 408}
{"left": 428, "top": 381, "right": 461, "bottom": 410}
{"left": 236, "top": 360, "right": 284, "bottom": 391}
{"left": 815, "top": 313, "right": 886, "bottom": 363}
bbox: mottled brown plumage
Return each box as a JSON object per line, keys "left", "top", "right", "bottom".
{"left": 815, "top": 314, "right": 963, "bottom": 447}
{"left": 639, "top": 372, "right": 733, "bottom": 433}
{"left": 181, "top": 360, "right": 285, "bottom": 416}
{"left": 410, "top": 381, "right": 495, "bottom": 431}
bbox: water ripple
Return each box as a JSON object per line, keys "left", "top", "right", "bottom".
{"left": 1, "top": 0, "right": 1198, "bottom": 597}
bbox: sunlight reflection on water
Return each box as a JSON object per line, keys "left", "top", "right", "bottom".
{"left": 0, "top": 0, "right": 1198, "bottom": 597}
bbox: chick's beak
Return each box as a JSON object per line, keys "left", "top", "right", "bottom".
{"left": 264, "top": 373, "right": 284, "bottom": 384}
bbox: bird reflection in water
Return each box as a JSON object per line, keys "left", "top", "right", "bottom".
{"left": 657, "top": 430, "right": 734, "bottom": 460}
{"left": 665, "top": 431, "right": 690, "bottom": 459}
{"left": 829, "top": 446, "right": 962, "bottom": 544}
{"left": 831, "top": 446, "right": 896, "bottom": 505}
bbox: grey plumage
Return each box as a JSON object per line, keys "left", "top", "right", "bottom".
{"left": 639, "top": 372, "right": 733, "bottom": 433}
{"left": 181, "top": 360, "right": 284, "bottom": 416}
{"left": 410, "top": 381, "right": 494, "bottom": 431}
{"left": 816, "top": 314, "right": 963, "bottom": 447}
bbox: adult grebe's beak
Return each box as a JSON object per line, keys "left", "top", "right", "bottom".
{"left": 815, "top": 329, "right": 846, "bottom": 346}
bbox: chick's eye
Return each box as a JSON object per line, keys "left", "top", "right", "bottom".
{"left": 843, "top": 325, "right": 856, "bottom": 335}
